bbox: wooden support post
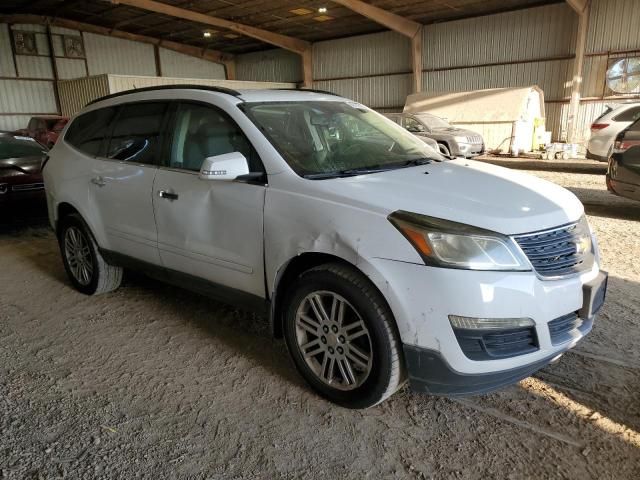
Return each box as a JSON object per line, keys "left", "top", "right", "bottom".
{"left": 567, "top": 2, "right": 590, "bottom": 143}
{"left": 302, "top": 48, "right": 313, "bottom": 88}
{"left": 331, "top": 0, "right": 423, "bottom": 92}
{"left": 224, "top": 59, "right": 236, "bottom": 80}
{"left": 411, "top": 27, "right": 423, "bottom": 93}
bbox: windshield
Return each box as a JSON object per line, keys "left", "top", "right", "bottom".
{"left": 0, "top": 136, "right": 46, "bottom": 160}
{"left": 415, "top": 113, "right": 451, "bottom": 129}
{"left": 243, "top": 101, "right": 443, "bottom": 178}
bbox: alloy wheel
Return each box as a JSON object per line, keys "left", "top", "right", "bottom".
{"left": 294, "top": 291, "right": 373, "bottom": 391}
{"left": 64, "top": 226, "right": 94, "bottom": 286}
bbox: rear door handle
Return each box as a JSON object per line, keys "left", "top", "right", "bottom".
{"left": 90, "top": 176, "right": 106, "bottom": 187}
{"left": 158, "top": 190, "right": 179, "bottom": 201}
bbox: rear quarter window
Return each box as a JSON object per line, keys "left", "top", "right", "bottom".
{"left": 65, "top": 107, "right": 118, "bottom": 156}
{"left": 613, "top": 106, "right": 640, "bottom": 122}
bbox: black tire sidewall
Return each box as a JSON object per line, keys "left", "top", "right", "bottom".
{"left": 284, "top": 267, "right": 396, "bottom": 409}
{"left": 58, "top": 215, "right": 100, "bottom": 295}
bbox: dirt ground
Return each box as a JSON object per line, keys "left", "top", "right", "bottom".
{"left": 1, "top": 169, "right": 639, "bottom": 479}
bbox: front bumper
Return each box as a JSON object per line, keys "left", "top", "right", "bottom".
{"left": 455, "top": 142, "right": 484, "bottom": 158}
{"left": 369, "top": 257, "right": 604, "bottom": 380}
{"left": 403, "top": 337, "right": 587, "bottom": 396}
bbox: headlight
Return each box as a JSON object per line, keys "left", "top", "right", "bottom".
{"left": 388, "top": 211, "right": 531, "bottom": 271}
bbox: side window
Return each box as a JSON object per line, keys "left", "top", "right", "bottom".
{"left": 614, "top": 106, "right": 640, "bottom": 123}
{"left": 168, "top": 102, "right": 260, "bottom": 172}
{"left": 65, "top": 107, "right": 118, "bottom": 156}
{"left": 106, "top": 102, "right": 168, "bottom": 164}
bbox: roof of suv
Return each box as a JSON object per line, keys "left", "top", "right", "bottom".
{"left": 87, "top": 85, "right": 342, "bottom": 107}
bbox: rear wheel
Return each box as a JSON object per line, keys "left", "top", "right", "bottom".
{"left": 283, "top": 263, "right": 405, "bottom": 408}
{"left": 58, "top": 214, "right": 123, "bottom": 295}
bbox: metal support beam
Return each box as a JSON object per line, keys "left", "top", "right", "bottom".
{"left": 566, "top": 1, "right": 590, "bottom": 143}
{"left": 0, "top": 14, "right": 233, "bottom": 66}
{"left": 110, "top": 0, "right": 312, "bottom": 86}
{"left": 331, "top": 0, "right": 423, "bottom": 92}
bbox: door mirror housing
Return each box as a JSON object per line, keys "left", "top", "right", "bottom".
{"left": 199, "top": 152, "right": 250, "bottom": 181}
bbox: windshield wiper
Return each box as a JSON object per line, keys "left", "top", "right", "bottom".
{"left": 303, "top": 166, "right": 394, "bottom": 179}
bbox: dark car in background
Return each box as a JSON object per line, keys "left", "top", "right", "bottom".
{"left": 385, "top": 112, "right": 485, "bottom": 158}
{"left": 0, "top": 132, "right": 48, "bottom": 212}
{"left": 14, "top": 115, "right": 69, "bottom": 149}
{"left": 607, "top": 118, "right": 640, "bottom": 202}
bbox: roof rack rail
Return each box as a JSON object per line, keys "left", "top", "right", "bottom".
{"left": 275, "top": 88, "right": 338, "bottom": 96}
{"left": 87, "top": 84, "right": 242, "bottom": 106}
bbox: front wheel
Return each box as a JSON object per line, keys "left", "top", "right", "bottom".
{"left": 438, "top": 143, "right": 451, "bottom": 157}
{"left": 58, "top": 214, "right": 123, "bottom": 295}
{"left": 283, "top": 263, "right": 405, "bottom": 408}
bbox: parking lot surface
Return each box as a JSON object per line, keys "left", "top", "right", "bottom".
{"left": 1, "top": 169, "right": 639, "bottom": 479}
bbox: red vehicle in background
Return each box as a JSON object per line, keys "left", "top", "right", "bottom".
{"left": 15, "top": 116, "right": 69, "bottom": 149}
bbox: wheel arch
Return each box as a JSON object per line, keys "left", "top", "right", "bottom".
{"left": 269, "top": 252, "right": 397, "bottom": 340}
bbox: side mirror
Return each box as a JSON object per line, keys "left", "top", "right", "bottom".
{"left": 199, "top": 152, "right": 250, "bottom": 181}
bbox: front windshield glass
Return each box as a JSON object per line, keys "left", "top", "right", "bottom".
{"left": 0, "top": 136, "right": 46, "bottom": 160}
{"left": 243, "top": 101, "right": 443, "bottom": 178}
{"left": 415, "top": 113, "right": 451, "bottom": 129}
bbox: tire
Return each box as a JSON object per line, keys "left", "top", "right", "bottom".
{"left": 283, "top": 263, "right": 405, "bottom": 409}
{"left": 58, "top": 214, "right": 123, "bottom": 295}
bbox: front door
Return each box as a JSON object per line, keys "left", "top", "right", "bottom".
{"left": 152, "top": 101, "right": 266, "bottom": 297}
{"left": 90, "top": 101, "right": 170, "bottom": 265}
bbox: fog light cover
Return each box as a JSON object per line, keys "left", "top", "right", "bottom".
{"left": 449, "top": 315, "right": 535, "bottom": 330}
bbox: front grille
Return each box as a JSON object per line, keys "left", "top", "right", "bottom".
{"left": 465, "top": 135, "right": 483, "bottom": 144}
{"left": 514, "top": 221, "right": 593, "bottom": 278}
{"left": 11, "top": 183, "right": 44, "bottom": 192}
{"left": 454, "top": 326, "right": 539, "bottom": 361}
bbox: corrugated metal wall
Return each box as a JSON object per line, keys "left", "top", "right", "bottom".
{"left": 83, "top": 33, "right": 157, "bottom": 76}
{"left": 423, "top": 3, "right": 577, "bottom": 70}
{"left": 313, "top": 31, "right": 410, "bottom": 80}
{"left": 587, "top": 0, "right": 640, "bottom": 53}
{"left": 236, "top": 49, "right": 301, "bottom": 83}
{"left": 158, "top": 48, "right": 226, "bottom": 79}
{"left": 57, "top": 74, "right": 296, "bottom": 116}
{"left": 0, "top": 22, "right": 231, "bottom": 130}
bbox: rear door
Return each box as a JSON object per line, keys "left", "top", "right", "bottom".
{"left": 89, "top": 101, "right": 169, "bottom": 265}
{"left": 152, "top": 100, "right": 266, "bottom": 297}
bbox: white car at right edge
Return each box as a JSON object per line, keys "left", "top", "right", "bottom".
{"left": 43, "top": 86, "right": 607, "bottom": 408}
{"left": 587, "top": 101, "right": 640, "bottom": 161}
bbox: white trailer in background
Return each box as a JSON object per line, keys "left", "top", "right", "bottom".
{"left": 404, "top": 86, "right": 547, "bottom": 155}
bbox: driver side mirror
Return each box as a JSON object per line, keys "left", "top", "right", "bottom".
{"left": 199, "top": 152, "right": 249, "bottom": 181}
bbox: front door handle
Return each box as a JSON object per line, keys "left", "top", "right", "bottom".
{"left": 90, "top": 176, "right": 106, "bottom": 187}
{"left": 158, "top": 190, "right": 179, "bottom": 201}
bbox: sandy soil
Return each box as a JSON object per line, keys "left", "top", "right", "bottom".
{"left": 1, "top": 171, "right": 639, "bottom": 479}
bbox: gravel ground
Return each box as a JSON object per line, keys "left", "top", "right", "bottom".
{"left": 1, "top": 170, "right": 639, "bottom": 479}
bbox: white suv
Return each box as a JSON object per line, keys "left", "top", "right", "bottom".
{"left": 43, "top": 86, "right": 607, "bottom": 408}
{"left": 587, "top": 102, "right": 640, "bottom": 161}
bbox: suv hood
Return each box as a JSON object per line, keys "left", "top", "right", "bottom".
{"left": 308, "top": 159, "right": 583, "bottom": 235}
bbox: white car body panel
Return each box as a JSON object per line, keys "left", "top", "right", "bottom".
{"left": 153, "top": 168, "right": 266, "bottom": 296}
{"left": 43, "top": 87, "right": 604, "bottom": 394}
{"left": 587, "top": 102, "right": 640, "bottom": 160}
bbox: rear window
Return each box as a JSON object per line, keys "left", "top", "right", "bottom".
{"left": 106, "top": 102, "right": 168, "bottom": 165}
{"left": 65, "top": 107, "right": 118, "bottom": 156}
{"left": 613, "top": 106, "right": 640, "bottom": 122}
{"left": 629, "top": 118, "right": 640, "bottom": 132}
